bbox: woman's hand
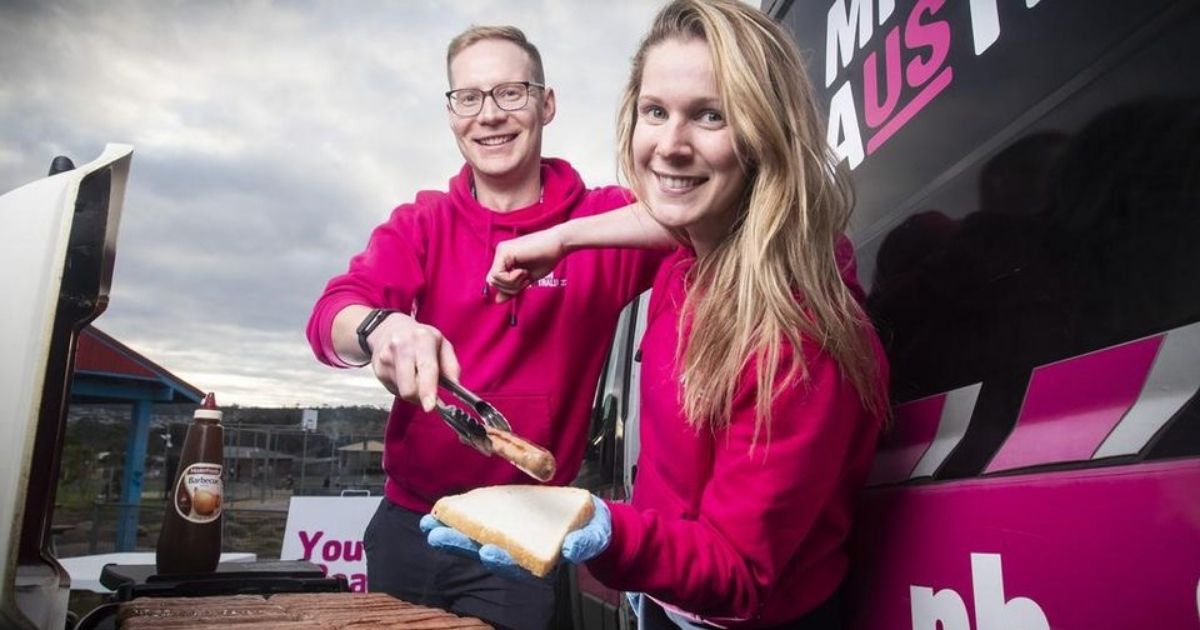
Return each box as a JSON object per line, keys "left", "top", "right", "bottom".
{"left": 420, "top": 495, "right": 612, "bottom": 580}
{"left": 486, "top": 203, "right": 673, "bottom": 302}
{"left": 486, "top": 227, "right": 567, "bottom": 303}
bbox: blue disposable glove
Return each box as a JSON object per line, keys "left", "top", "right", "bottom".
{"left": 561, "top": 495, "right": 613, "bottom": 564}
{"left": 421, "top": 495, "right": 612, "bottom": 580}
{"left": 419, "top": 513, "right": 481, "bottom": 558}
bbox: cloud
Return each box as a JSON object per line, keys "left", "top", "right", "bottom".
{"left": 1, "top": 0, "right": 664, "bottom": 406}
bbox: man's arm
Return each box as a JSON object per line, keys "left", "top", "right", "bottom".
{"left": 309, "top": 203, "right": 459, "bottom": 412}
{"left": 332, "top": 305, "right": 460, "bottom": 412}
{"left": 331, "top": 304, "right": 374, "bottom": 366}
{"left": 488, "top": 203, "right": 674, "bottom": 301}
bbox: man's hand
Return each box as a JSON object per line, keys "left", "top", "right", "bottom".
{"left": 486, "top": 226, "right": 567, "bottom": 303}
{"left": 367, "top": 313, "right": 460, "bottom": 412}
{"left": 421, "top": 495, "right": 613, "bottom": 580}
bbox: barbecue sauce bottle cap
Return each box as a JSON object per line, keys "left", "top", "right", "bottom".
{"left": 194, "top": 392, "right": 223, "bottom": 421}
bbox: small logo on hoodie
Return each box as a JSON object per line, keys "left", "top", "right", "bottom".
{"left": 534, "top": 272, "right": 567, "bottom": 289}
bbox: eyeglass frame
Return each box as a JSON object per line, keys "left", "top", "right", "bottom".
{"left": 445, "top": 81, "right": 546, "bottom": 117}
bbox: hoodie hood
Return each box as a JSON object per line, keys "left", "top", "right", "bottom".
{"left": 447, "top": 158, "right": 586, "bottom": 323}
{"left": 448, "top": 157, "right": 586, "bottom": 235}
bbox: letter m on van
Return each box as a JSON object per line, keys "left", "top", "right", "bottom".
{"left": 826, "top": 0, "right": 897, "bottom": 87}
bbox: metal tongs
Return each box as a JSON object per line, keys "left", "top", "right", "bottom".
{"left": 435, "top": 376, "right": 513, "bottom": 455}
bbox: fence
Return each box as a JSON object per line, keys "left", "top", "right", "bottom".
{"left": 55, "top": 502, "right": 290, "bottom": 561}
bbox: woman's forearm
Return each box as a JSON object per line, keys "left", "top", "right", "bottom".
{"left": 559, "top": 203, "right": 676, "bottom": 253}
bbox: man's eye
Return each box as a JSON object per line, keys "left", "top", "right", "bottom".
{"left": 458, "top": 92, "right": 481, "bottom": 104}
{"left": 497, "top": 87, "right": 522, "bottom": 100}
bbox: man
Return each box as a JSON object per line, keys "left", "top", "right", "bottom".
{"left": 306, "top": 26, "right": 662, "bottom": 630}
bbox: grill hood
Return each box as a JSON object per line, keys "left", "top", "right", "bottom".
{"left": 0, "top": 144, "right": 132, "bottom": 629}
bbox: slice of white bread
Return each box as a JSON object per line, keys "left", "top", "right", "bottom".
{"left": 431, "top": 485, "right": 594, "bottom": 578}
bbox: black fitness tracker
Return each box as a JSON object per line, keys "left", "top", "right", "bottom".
{"left": 356, "top": 308, "right": 398, "bottom": 357}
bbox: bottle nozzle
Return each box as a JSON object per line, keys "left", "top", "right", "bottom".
{"left": 195, "top": 392, "right": 222, "bottom": 421}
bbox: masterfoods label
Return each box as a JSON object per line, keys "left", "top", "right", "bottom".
{"left": 173, "top": 463, "right": 224, "bottom": 523}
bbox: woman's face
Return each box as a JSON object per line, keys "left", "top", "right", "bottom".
{"left": 632, "top": 37, "right": 747, "bottom": 256}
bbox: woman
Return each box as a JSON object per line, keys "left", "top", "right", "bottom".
{"left": 428, "top": 1, "right": 888, "bottom": 627}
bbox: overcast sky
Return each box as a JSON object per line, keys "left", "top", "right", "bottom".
{"left": 0, "top": 0, "right": 673, "bottom": 408}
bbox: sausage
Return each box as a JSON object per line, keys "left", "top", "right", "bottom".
{"left": 484, "top": 427, "right": 557, "bottom": 482}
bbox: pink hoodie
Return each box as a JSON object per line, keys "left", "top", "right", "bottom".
{"left": 586, "top": 247, "right": 889, "bottom": 627}
{"left": 307, "top": 159, "right": 662, "bottom": 511}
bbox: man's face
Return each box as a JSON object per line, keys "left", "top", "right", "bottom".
{"left": 448, "top": 39, "right": 555, "bottom": 185}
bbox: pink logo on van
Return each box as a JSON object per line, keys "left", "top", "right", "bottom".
{"left": 861, "top": 1, "right": 954, "bottom": 156}
{"left": 824, "top": 0, "right": 1048, "bottom": 169}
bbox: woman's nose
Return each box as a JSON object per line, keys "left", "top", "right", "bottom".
{"left": 655, "top": 121, "right": 693, "bottom": 160}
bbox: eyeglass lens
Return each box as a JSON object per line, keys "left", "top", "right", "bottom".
{"left": 450, "top": 82, "right": 532, "bottom": 115}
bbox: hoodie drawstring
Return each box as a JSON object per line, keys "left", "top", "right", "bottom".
{"left": 483, "top": 211, "right": 495, "bottom": 300}
{"left": 509, "top": 287, "right": 519, "bottom": 327}
{"left": 465, "top": 169, "right": 559, "bottom": 326}
{"left": 483, "top": 215, "right": 519, "bottom": 326}
{"left": 507, "top": 225, "right": 519, "bottom": 326}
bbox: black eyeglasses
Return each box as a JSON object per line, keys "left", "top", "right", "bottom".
{"left": 445, "top": 81, "right": 544, "bottom": 117}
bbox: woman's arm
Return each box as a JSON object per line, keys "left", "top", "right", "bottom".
{"left": 487, "top": 203, "right": 674, "bottom": 301}
{"left": 587, "top": 343, "right": 880, "bottom": 621}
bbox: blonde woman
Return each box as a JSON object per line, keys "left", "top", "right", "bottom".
{"left": 425, "top": 1, "right": 888, "bottom": 627}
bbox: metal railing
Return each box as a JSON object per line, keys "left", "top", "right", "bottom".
{"left": 66, "top": 501, "right": 290, "bottom": 560}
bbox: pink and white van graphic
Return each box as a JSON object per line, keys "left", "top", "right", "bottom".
{"left": 849, "top": 322, "right": 1200, "bottom": 629}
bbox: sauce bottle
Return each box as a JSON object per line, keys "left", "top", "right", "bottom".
{"left": 155, "top": 392, "right": 225, "bottom": 574}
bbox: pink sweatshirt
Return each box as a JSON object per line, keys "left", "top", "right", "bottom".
{"left": 307, "top": 159, "right": 662, "bottom": 511}
{"left": 586, "top": 247, "right": 888, "bottom": 627}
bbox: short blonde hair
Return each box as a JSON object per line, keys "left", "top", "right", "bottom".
{"left": 446, "top": 25, "right": 546, "bottom": 85}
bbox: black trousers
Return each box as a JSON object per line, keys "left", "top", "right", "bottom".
{"left": 363, "top": 498, "right": 558, "bottom": 630}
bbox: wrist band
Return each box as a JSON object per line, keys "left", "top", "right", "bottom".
{"left": 356, "top": 308, "right": 398, "bottom": 358}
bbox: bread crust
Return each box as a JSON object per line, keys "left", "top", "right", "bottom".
{"left": 484, "top": 427, "right": 556, "bottom": 482}
{"left": 432, "top": 487, "right": 594, "bottom": 578}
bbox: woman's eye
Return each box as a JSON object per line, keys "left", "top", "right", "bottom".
{"left": 640, "top": 105, "right": 667, "bottom": 120}
{"left": 700, "top": 110, "right": 725, "bottom": 125}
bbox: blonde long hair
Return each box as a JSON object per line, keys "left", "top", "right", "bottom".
{"left": 617, "top": 0, "right": 885, "bottom": 443}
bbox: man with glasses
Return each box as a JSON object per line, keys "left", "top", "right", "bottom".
{"left": 306, "top": 26, "right": 663, "bottom": 630}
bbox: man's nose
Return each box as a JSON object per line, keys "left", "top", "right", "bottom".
{"left": 477, "top": 94, "right": 507, "bottom": 123}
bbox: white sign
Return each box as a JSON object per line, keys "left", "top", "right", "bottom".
{"left": 301, "top": 409, "right": 318, "bottom": 432}
{"left": 280, "top": 496, "right": 381, "bottom": 592}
